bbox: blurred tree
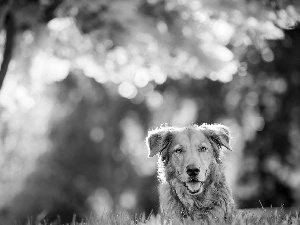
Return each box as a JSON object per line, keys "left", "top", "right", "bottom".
{"left": 0, "top": 0, "right": 299, "bottom": 88}
{"left": 0, "top": 0, "right": 299, "bottom": 223}
{"left": 0, "top": 73, "right": 155, "bottom": 223}
{"left": 233, "top": 28, "right": 300, "bottom": 208}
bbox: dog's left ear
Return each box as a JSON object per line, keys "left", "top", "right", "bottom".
{"left": 201, "top": 123, "right": 232, "bottom": 151}
{"left": 145, "top": 127, "right": 173, "bottom": 159}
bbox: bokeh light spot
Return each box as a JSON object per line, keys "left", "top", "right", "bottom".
{"left": 119, "top": 190, "right": 137, "bottom": 210}
{"left": 48, "top": 17, "right": 74, "bottom": 32}
{"left": 134, "top": 69, "right": 149, "bottom": 88}
{"left": 157, "top": 21, "right": 168, "bottom": 33}
{"left": 118, "top": 82, "right": 137, "bottom": 99}
{"left": 262, "top": 48, "right": 275, "bottom": 62}
{"left": 150, "top": 66, "right": 167, "bottom": 85}
{"left": 30, "top": 52, "right": 70, "bottom": 83}
{"left": 88, "top": 188, "right": 113, "bottom": 214}
{"left": 246, "top": 92, "right": 259, "bottom": 106}
{"left": 273, "top": 78, "right": 287, "bottom": 94}
{"left": 226, "top": 90, "right": 241, "bottom": 106}
{"left": 147, "top": 91, "right": 163, "bottom": 108}
{"left": 89, "top": 127, "right": 104, "bottom": 143}
{"left": 253, "top": 116, "right": 265, "bottom": 131}
{"left": 213, "top": 20, "right": 234, "bottom": 45}
{"left": 140, "top": 83, "right": 154, "bottom": 96}
{"left": 202, "top": 44, "right": 234, "bottom": 62}
{"left": 247, "top": 50, "right": 260, "bottom": 64}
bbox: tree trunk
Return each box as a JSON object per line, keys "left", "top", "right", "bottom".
{"left": 0, "top": 11, "right": 15, "bottom": 90}
{"left": 0, "top": 0, "right": 12, "bottom": 30}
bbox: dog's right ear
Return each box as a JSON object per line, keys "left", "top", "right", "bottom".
{"left": 146, "top": 127, "right": 173, "bottom": 159}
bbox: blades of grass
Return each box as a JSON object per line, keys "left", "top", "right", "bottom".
{"left": 72, "top": 214, "right": 76, "bottom": 225}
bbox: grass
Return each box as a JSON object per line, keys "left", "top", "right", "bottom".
{"left": 26, "top": 208, "right": 300, "bottom": 225}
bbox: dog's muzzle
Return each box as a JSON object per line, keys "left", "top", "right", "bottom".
{"left": 185, "top": 165, "right": 207, "bottom": 195}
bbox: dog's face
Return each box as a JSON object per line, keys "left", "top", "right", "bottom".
{"left": 146, "top": 124, "right": 231, "bottom": 195}
{"left": 169, "top": 128, "right": 214, "bottom": 195}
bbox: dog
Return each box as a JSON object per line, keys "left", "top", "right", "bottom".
{"left": 145, "top": 123, "right": 235, "bottom": 223}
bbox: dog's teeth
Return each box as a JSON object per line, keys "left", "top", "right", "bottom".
{"left": 186, "top": 182, "right": 203, "bottom": 194}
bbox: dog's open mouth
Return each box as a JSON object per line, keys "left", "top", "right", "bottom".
{"left": 184, "top": 180, "right": 204, "bottom": 195}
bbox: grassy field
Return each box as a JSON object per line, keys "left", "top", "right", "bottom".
{"left": 25, "top": 208, "right": 300, "bottom": 225}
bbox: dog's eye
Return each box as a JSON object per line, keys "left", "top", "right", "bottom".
{"left": 199, "top": 146, "right": 208, "bottom": 152}
{"left": 175, "top": 148, "right": 183, "bottom": 154}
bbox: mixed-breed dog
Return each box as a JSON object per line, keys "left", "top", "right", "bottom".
{"left": 145, "top": 123, "right": 235, "bottom": 224}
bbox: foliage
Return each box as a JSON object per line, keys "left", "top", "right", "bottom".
{"left": 0, "top": 0, "right": 299, "bottom": 87}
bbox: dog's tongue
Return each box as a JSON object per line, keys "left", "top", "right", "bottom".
{"left": 186, "top": 182, "right": 203, "bottom": 194}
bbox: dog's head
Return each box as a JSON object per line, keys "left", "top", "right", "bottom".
{"left": 146, "top": 124, "right": 232, "bottom": 195}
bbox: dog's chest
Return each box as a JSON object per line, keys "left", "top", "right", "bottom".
{"left": 160, "top": 182, "right": 211, "bottom": 219}
{"left": 180, "top": 196, "right": 212, "bottom": 220}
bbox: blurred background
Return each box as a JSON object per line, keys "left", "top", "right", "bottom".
{"left": 0, "top": 0, "right": 299, "bottom": 223}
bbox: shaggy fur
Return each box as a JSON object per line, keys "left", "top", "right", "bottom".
{"left": 146, "top": 124, "right": 235, "bottom": 223}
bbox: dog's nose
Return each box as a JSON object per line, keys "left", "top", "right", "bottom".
{"left": 186, "top": 165, "right": 200, "bottom": 177}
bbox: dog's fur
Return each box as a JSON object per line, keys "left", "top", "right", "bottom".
{"left": 146, "top": 124, "right": 235, "bottom": 223}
